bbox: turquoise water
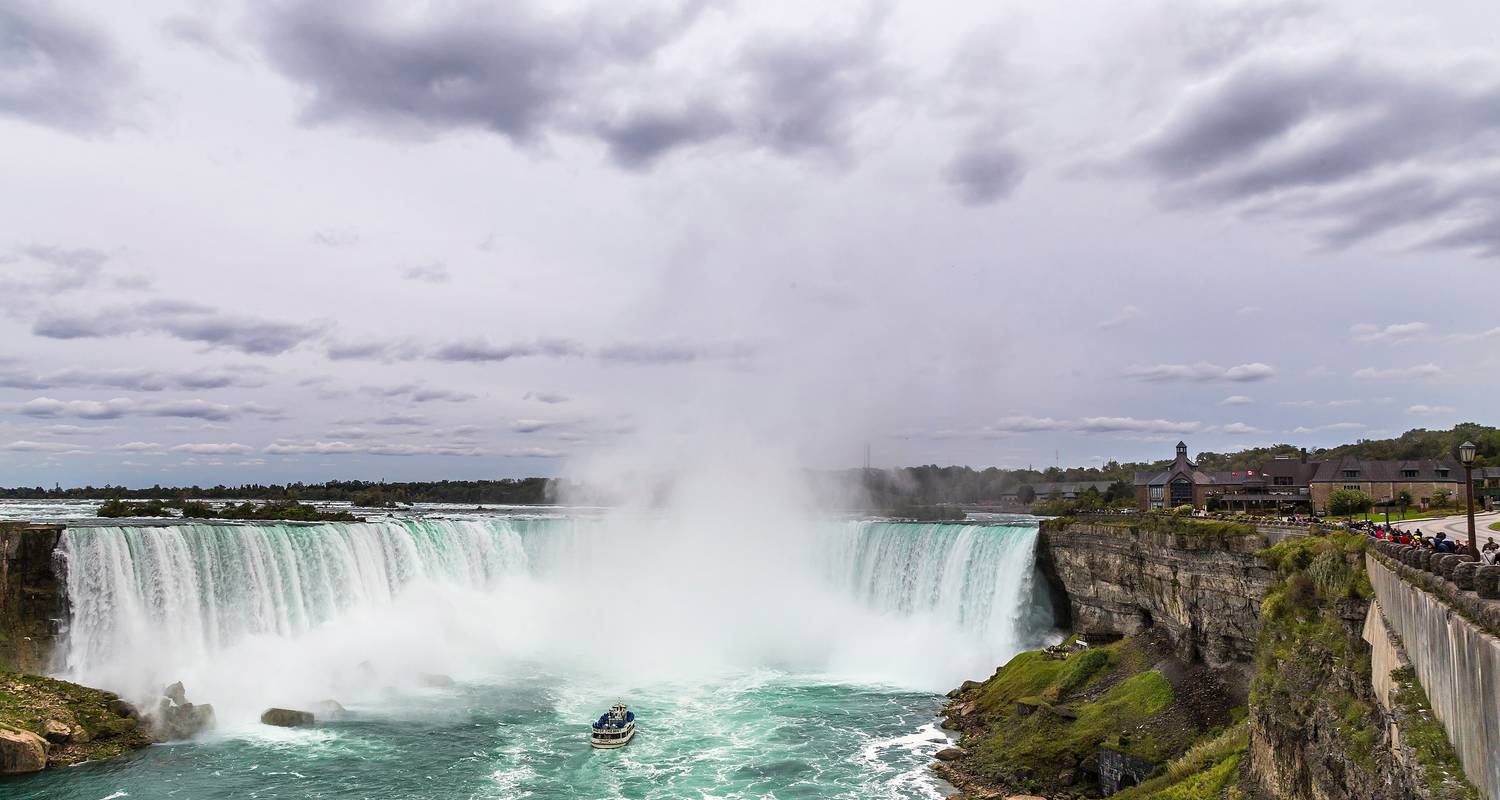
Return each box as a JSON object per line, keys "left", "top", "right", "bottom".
{"left": 5, "top": 516, "right": 1047, "bottom": 799}
{"left": 6, "top": 672, "right": 952, "bottom": 800}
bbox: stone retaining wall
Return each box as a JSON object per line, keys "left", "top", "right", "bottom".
{"left": 1367, "top": 550, "right": 1500, "bottom": 800}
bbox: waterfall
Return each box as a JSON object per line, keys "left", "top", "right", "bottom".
{"left": 58, "top": 517, "right": 1053, "bottom": 719}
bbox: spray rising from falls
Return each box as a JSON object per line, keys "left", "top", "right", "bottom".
{"left": 59, "top": 517, "right": 1053, "bottom": 722}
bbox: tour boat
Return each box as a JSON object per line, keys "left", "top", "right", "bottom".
{"left": 590, "top": 703, "right": 636, "bottom": 749}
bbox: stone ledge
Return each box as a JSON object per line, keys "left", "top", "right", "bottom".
{"left": 1369, "top": 542, "right": 1500, "bottom": 644}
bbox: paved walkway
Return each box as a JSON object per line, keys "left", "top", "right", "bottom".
{"left": 1409, "top": 509, "right": 1500, "bottom": 545}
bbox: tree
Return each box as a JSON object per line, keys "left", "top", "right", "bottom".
{"left": 1017, "top": 485, "right": 1037, "bottom": 505}
{"left": 1433, "top": 488, "right": 1453, "bottom": 508}
{"left": 1326, "top": 489, "right": 1374, "bottom": 519}
{"left": 1395, "top": 489, "right": 1413, "bottom": 515}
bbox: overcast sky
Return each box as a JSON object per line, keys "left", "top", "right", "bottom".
{"left": 2, "top": 0, "right": 1497, "bottom": 487}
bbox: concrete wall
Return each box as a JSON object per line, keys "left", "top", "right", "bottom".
{"left": 1368, "top": 557, "right": 1500, "bottom": 800}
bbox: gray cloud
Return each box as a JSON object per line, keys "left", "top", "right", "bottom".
{"left": 945, "top": 143, "right": 1025, "bottom": 205}
{"left": 257, "top": 1, "right": 891, "bottom": 169}
{"left": 524, "top": 391, "right": 570, "bottom": 404}
{"left": 1123, "top": 362, "right": 1276, "bottom": 383}
{"left": 735, "top": 22, "right": 891, "bottom": 158}
{"left": 595, "top": 341, "right": 754, "bottom": 365}
{"left": 0, "top": 365, "right": 267, "bottom": 392}
{"left": 399, "top": 262, "right": 450, "bottom": 283}
{"left": 0, "top": 3, "right": 135, "bottom": 132}
{"left": 360, "top": 383, "right": 475, "bottom": 403}
{"left": 257, "top": 1, "right": 689, "bottom": 142}
{"left": 33, "top": 301, "right": 326, "bottom": 355}
{"left": 596, "top": 102, "right": 732, "bottom": 168}
{"left": 4, "top": 397, "right": 281, "bottom": 422}
{"left": 431, "top": 338, "right": 585, "bottom": 363}
{"left": 1132, "top": 51, "right": 1500, "bottom": 257}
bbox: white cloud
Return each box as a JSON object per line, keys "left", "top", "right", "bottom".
{"left": 1350, "top": 322, "right": 1429, "bottom": 343}
{"left": 2, "top": 440, "right": 90, "bottom": 453}
{"left": 1221, "top": 422, "right": 1261, "bottom": 434}
{"left": 169, "top": 442, "right": 254, "bottom": 455}
{"left": 1218, "top": 395, "right": 1252, "bottom": 406}
{"left": 1351, "top": 364, "right": 1446, "bottom": 381}
{"left": 1407, "top": 404, "right": 1456, "bottom": 416}
{"left": 1097, "top": 305, "right": 1143, "bottom": 330}
{"left": 1291, "top": 422, "right": 1366, "bottom": 434}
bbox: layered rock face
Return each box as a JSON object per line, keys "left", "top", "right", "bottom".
{"left": 0, "top": 523, "right": 66, "bottom": 674}
{"left": 1035, "top": 520, "right": 1276, "bottom": 693}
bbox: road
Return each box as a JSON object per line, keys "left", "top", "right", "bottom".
{"left": 1408, "top": 509, "right": 1500, "bottom": 545}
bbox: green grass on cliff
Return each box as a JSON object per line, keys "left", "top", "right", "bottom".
{"left": 1110, "top": 722, "right": 1248, "bottom": 800}
{"left": 1046, "top": 515, "right": 1259, "bottom": 541}
{"left": 0, "top": 671, "right": 150, "bottom": 766}
{"left": 966, "top": 637, "right": 1226, "bottom": 793}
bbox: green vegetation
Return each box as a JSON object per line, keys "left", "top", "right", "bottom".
{"left": 0, "top": 670, "right": 149, "bottom": 766}
{"left": 1326, "top": 488, "right": 1374, "bottom": 519}
{"left": 1388, "top": 667, "right": 1481, "bottom": 800}
{"left": 96, "top": 498, "right": 360, "bottom": 522}
{"left": 1253, "top": 532, "right": 1381, "bottom": 773}
{"left": 882, "top": 503, "right": 966, "bottom": 521}
{"left": 1047, "top": 514, "right": 1259, "bottom": 542}
{"left": 963, "top": 637, "right": 1233, "bottom": 795}
{"left": 1111, "top": 722, "right": 1248, "bottom": 800}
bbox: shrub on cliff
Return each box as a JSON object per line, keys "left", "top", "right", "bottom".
{"left": 961, "top": 636, "right": 1233, "bottom": 795}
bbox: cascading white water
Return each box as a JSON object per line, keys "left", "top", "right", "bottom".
{"left": 58, "top": 516, "right": 1053, "bottom": 722}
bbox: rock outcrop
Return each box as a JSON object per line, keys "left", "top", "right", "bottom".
{"left": 1036, "top": 518, "right": 1276, "bottom": 694}
{"left": 0, "top": 725, "right": 48, "bottom": 774}
{"left": 261, "top": 708, "right": 315, "bottom": 727}
{"left": 0, "top": 671, "right": 150, "bottom": 769}
{"left": 0, "top": 523, "right": 66, "bottom": 674}
{"left": 147, "top": 682, "right": 215, "bottom": 742}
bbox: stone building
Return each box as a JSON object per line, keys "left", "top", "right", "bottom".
{"left": 1133, "top": 442, "right": 1215, "bottom": 511}
{"left": 1307, "top": 455, "right": 1461, "bottom": 512}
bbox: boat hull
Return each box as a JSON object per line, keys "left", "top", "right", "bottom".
{"left": 590, "top": 725, "right": 636, "bottom": 749}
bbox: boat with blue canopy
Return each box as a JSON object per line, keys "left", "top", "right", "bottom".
{"left": 590, "top": 703, "right": 636, "bottom": 749}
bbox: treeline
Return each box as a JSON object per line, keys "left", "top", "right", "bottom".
{"left": 1194, "top": 422, "right": 1500, "bottom": 472}
{"left": 0, "top": 478, "right": 553, "bottom": 506}
{"left": 852, "top": 465, "right": 1141, "bottom": 508}
{"left": 97, "top": 499, "right": 361, "bottom": 522}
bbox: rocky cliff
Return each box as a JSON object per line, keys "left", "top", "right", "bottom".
{"left": 1036, "top": 518, "right": 1277, "bottom": 695}
{"left": 0, "top": 523, "right": 66, "bottom": 674}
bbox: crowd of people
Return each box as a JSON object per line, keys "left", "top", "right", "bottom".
{"left": 1352, "top": 520, "right": 1500, "bottom": 565}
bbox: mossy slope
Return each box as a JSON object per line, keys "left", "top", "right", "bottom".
{"left": 0, "top": 671, "right": 149, "bottom": 767}
{"left": 953, "top": 634, "right": 1237, "bottom": 795}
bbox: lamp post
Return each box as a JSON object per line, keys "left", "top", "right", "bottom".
{"left": 1460, "top": 441, "right": 1477, "bottom": 554}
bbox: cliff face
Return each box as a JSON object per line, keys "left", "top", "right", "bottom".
{"left": 1035, "top": 519, "right": 1277, "bottom": 693}
{"left": 0, "top": 523, "right": 66, "bottom": 674}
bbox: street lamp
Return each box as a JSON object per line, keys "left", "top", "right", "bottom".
{"left": 1460, "top": 441, "right": 1477, "bottom": 555}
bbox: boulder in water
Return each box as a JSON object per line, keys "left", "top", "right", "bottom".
{"left": 935, "top": 746, "right": 965, "bottom": 762}
{"left": 0, "top": 726, "right": 47, "bottom": 774}
{"left": 150, "top": 699, "right": 216, "bottom": 742}
{"left": 164, "top": 681, "right": 187, "bottom": 705}
{"left": 260, "top": 708, "right": 315, "bottom": 727}
{"left": 108, "top": 698, "right": 139, "bottom": 719}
